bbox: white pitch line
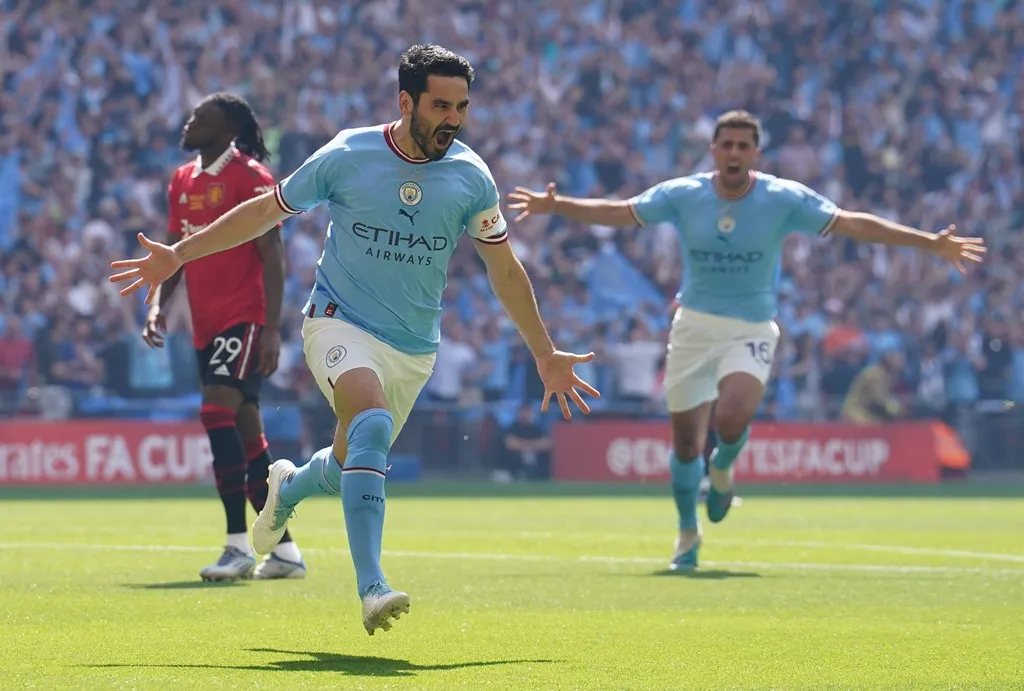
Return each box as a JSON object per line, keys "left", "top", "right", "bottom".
{"left": 0, "top": 542, "right": 208, "bottom": 553}
{"left": 2, "top": 542, "right": 1023, "bottom": 577}
{"left": 729, "top": 539, "right": 1024, "bottom": 564}
{"left": 394, "top": 529, "right": 1024, "bottom": 564}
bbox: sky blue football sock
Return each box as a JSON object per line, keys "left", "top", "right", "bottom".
{"left": 670, "top": 454, "right": 704, "bottom": 532}
{"left": 278, "top": 446, "right": 340, "bottom": 506}
{"left": 340, "top": 408, "right": 394, "bottom": 598}
{"left": 710, "top": 426, "right": 750, "bottom": 471}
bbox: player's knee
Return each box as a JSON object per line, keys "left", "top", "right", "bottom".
{"left": 673, "top": 438, "right": 704, "bottom": 462}
{"left": 346, "top": 409, "right": 394, "bottom": 452}
{"left": 714, "top": 408, "right": 750, "bottom": 446}
{"left": 202, "top": 385, "right": 243, "bottom": 411}
{"left": 200, "top": 402, "right": 237, "bottom": 432}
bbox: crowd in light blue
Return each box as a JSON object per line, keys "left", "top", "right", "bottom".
{"left": 2, "top": 0, "right": 1024, "bottom": 429}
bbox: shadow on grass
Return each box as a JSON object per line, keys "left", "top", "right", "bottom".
{"left": 83, "top": 648, "right": 557, "bottom": 677}
{"left": 648, "top": 569, "right": 762, "bottom": 580}
{"left": 121, "top": 580, "right": 248, "bottom": 590}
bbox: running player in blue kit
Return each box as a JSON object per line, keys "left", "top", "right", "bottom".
{"left": 109, "top": 44, "right": 600, "bottom": 634}
{"left": 508, "top": 110, "right": 985, "bottom": 570}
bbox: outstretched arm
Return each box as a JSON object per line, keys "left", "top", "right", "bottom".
{"left": 177, "top": 192, "right": 288, "bottom": 263}
{"left": 831, "top": 211, "right": 986, "bottom": 274}
{"left": 109, "top": 192, "right": 288, "bottom": 303}
{"left": 507, "top": 182, "right": 639, "bottom": 227}
{"left": 111, "top": 142, "right": 344, "bottom": 303}
{"left": 473, "top": 238, "right": 600, "bottom": 418}
{"left": 475, "top": 239, "right": 555, "bottom": 359}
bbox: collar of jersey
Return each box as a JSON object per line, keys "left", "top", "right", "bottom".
{"left": 384, "top": 122, "right": 431, "bottom": 164}
{"left": 712, "top": 170, "right": 757, "bottom": 200}
{"left": 191, "top": 143, "right": 238, "bottom": 178}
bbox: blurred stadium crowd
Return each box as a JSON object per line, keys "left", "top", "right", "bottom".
{"left": 2, "top": 0, "right": 1024, "bottom": 431}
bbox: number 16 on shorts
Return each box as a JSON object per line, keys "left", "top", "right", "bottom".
{"left": 745, "top": 340, "right": 773, "bottom": 365}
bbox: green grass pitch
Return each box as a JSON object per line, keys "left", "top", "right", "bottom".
{"left": 2, "top": 482, "right": 1023, "bottom": 690}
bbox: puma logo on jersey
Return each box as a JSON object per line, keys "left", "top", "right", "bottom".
{"left": 398, "top": 208, "right": 420, "bottom": 225}
{"left": 179, "top": 193, "right": 188, "bottom": 205}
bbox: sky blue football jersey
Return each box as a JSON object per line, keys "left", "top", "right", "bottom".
{"left": 628, "top": 171, "right": 838, "bottom": 323}
{"left": 274, "top": 123, "right": 508, "bottom": 355}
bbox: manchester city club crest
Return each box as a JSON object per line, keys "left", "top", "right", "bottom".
{"left": 326, "top": 345, "right": 347, "bottom": 368}
{"left": 717, "top": 215, "right": 736, "bottom": 233}
{"left": 399, "top": 181, "right": 422, "bottom": 206}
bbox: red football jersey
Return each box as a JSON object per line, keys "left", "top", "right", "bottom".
{"left": 167, "top": 145, "right": 277, "bottom": 349}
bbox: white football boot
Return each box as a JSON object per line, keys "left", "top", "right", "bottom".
{"left": 199, "top": 545, "right": 256, "bottom": 582}
{"left": 361, "top": 583, "right": 411, "bottom": 636}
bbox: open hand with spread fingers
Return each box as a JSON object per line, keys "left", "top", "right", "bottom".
{"left": 507, "top": 182, "right": 558, "bottom": 223}
{"left": 109, "top": 233, "right": 183, "bottom": 305}
{"left": 932, "top": 225, "right": 986, "bottom": 274}
{"left": 535, "top": 350, "right": 601, "bottom": 419}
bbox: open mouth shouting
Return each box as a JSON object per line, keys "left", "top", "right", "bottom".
{"left": 434, "top": 128, "right": 457, "bottom": 149}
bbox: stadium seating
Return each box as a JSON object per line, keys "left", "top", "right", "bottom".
{"left": 2, "top": 1, "right": 1023, "bottom": 439}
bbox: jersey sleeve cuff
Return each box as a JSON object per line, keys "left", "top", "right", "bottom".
{"left": 819, "top": 210, "right": 839, "bottom": 237}
{"left": 274, "top": 183, "right": 302, "bottom": 215}
{"left": 627, "top": 202, "right": 645, "bottom": 227}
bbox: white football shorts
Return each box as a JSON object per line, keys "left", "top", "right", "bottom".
{"left": 664, "top": 307, "right": 780, "bottom": 413}
{"left": 302, "top": 316, "right": 435, "bottom": 442}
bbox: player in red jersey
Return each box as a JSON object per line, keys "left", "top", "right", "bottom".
{"left": 143, "top": 93, "right": 305, "bottom": 581}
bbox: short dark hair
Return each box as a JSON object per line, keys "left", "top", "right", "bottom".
{"left": 398, "top": 44, "right": 475, "bottom": 105}
{"left": 713, "top": 110, "right": 762, "bottom": 146}
{"left": 205, "top": 92, "right": 271, "bottom": 162}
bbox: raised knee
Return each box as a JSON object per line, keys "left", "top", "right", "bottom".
{"left": 714, "top": 409, "right": 749, "bottom": 445}
{"left": 347, "top": 409, "right": 394, "bottom": 450}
